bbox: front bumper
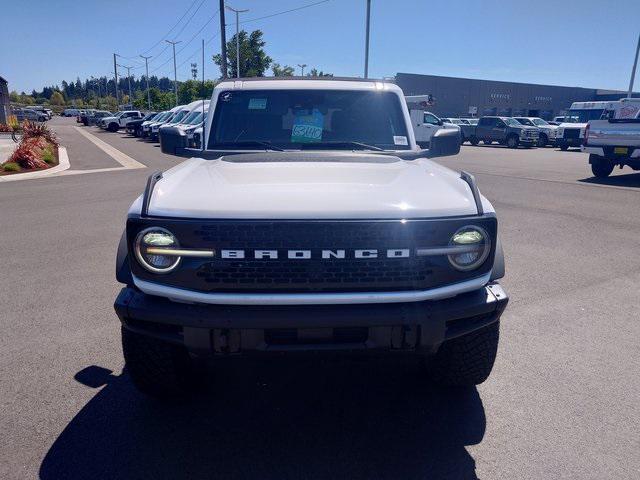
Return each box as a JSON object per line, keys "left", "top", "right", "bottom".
{"left": 114, "top": 283, "right": 508, "bottom": 356}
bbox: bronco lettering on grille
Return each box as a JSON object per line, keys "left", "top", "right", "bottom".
{"left": 220, "top": 249, "right": 411, "bottom": 260}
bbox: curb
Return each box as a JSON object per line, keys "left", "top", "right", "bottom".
{"left": 0, "top": 146, "right": 70, "bottom": 182}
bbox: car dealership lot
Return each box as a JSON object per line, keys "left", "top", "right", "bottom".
{"left": 1, "top": 117, "right": 639, "bottom": 479}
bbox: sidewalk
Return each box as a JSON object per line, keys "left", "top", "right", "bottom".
{"left": 0, "top": 137, "right": 17, "bottom": 164}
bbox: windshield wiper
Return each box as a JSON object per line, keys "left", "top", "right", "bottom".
{"left": 214, "top": 141, "right": 284, "bottom": 151}
{"left": 299, "top": 141, "right": 385, "bottom": 151}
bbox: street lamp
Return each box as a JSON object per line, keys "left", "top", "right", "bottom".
{"left": 117, "top": 64, "right": 133, "bottom": 107}
{"left": 165, "top": 40, "right": 181, "bottom": 106}
{"left": 140, "top": 55, "right": 153, "bottom": 110}
{"left": 226, "top": 5, "right": 249, "bottom": 78}
{"left": 364, "top": 0, "right": 371, "bottom": 78}
{"left": 297, "top": 63, "right": 307, "bottom": 76}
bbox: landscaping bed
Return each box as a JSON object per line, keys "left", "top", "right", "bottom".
{"left": 0, "top": 122, "right": 59, "bottom": 176}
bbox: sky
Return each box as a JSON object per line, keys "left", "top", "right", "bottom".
{"left": 2, "top": 0, "right": 640, "bottom": 94}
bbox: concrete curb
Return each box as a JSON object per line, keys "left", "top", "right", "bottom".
{"left": 0, "top": 146, "right": 70, "bottom": 182}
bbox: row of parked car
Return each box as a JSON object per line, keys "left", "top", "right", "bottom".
{"left": 12, "top": 106, "right": 53, "bottom": 122}
{"left": 76, "top": 100, "right": 209, "bottom": 153}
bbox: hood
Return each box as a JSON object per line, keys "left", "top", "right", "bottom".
{"left": 136, "top": 152, "right": 484, "bottom": 219}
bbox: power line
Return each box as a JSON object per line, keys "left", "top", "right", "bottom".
{"left": 236, "top": 0, "right": 330, "bottom": 25}
{"left": 140, "top": 0, "right": 201, "bottom": 55}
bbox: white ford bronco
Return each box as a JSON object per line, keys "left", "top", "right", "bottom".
{"left": 114, "top": 77, "right": 508, "bottom": 398}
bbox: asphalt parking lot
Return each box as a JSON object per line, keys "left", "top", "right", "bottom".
{"left": 1, "top": 117, "right": 639, "bottom": 479}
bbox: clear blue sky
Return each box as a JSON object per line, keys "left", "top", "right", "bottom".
{"left": 2, "top": 0, "right": 639, "bottom": 93}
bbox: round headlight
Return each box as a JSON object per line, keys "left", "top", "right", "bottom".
{"left": 134, "top": 227, "right": 181, "bottom": 273}
{"left": 448, "top": 226, "right": 491, "bottom": 271}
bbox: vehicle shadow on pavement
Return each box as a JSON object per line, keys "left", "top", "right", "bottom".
{"left": 579, "top": 172, "right": 640, "bottom": 188}
{"left": 40, "top": 358, "right": 486, "bottom": 480}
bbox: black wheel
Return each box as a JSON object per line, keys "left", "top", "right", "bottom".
{"left": 506, "top": 135, "right": 519, "bottom": 149}
{"left": 460, "top": 137, "right": 466, "bottom": 145}
{"left": 590, "top": 155, "right": 614, "bottom": 178}
{"left": 428, "top": 321, "right": 500, "bottom": 387}
{"left": 559, "top": 143, "right": 569, "bottom": 151}
{"left": 537, "top": 134, "right": 548, "bottom": 147}
{"left": 483, "top": 139, "right": 493, "bottom": 145}
{"left": 108, "top": 123, "right": 118, "bottom": 132}
{"left": 469, "top": 136, "right": 479, "bottom": 146}
{"left": 122, "top": 327, "right": 201, "bottom": 399}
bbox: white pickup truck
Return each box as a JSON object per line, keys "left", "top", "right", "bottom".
{"left": 556, "top": 101, "right": 617, "bottom": 150}
{"left": 101, "top": 110, "right": 145, "bottom": 132}
{"left": 405, "top": 96, "right": 461, "bottom": 148}
{"left": 583, "top": 98, "right": 640, "bottom": 177}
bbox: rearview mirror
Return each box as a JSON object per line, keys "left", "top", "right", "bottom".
{"left": 426, "top": 128, "right": 461, "bottom": 158}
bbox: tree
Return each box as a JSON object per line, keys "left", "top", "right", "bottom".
{"left": 213, "top": 30, "right": 272, "bottom": 78}
{"left": 9, "top": 91, "right": 19, "bottom": 102}
{"left": 272, "top": 63, "right": 294, "bottom": 77}
{"left": 307, "top": 68, "right": 333, "bottom": 77}
{"left": 50, "top": 91, "right": 65, "bottom": 106}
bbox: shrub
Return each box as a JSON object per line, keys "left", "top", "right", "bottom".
{"left": 8, "top": 141, "right": 48, "bottom": 170}
{"left": 21, "top": 121, "right": 58, "bottom": 146}
{"left": 2, "top": 162, "right": 20, "bottom": 172}
{"left": 42, "top": 146, "right": 55, "bottom": 164}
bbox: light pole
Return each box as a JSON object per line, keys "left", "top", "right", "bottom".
{"left": 219, "top": 0, "right": 228, "bottom": 78}
{"left": 118, "top": 64, "right": 133, "bottom": 107}
{"left": 226, "top": 5, "right": 249, "bottom": 78}
{"left": 364, "top": 0, "right": 371, "bottom": 78}
{"left": 297, "top": 64, "right": 307, "bottom": 76}
{"left": 166, "top": 40, "right": 181, "bottom": 106}
{"left": 628, "top": 31, "right": 640, "bottom": 98}
{"left": 140, "top": 55, "right": 152, "bottom": 110}
{"left": 113, "top": 53, "right": 120, "bottom": 108}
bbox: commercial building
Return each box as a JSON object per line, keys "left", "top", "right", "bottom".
{"left": 0, "top": 76, "right": 9, "bottom": 124}
{"left": 395, "top": 72, "right": 639, "bottom": 119}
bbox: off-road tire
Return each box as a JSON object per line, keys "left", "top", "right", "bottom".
{"left": 559, "top": 143, "right": 569, "bottom": 151}
{"left": 108, "top": 123, "right": 119, "bottom": 132}
{"left": 590, "top": 155, "right": 614, "bottom": 178}
{"left": 506, "top": 135, "right": 519, "bottom": 149}
{"left": 429, "top": 321, "right": 500, "bottom": 387}
{"left": 537, "top": 134, "right": 548, "bottom": 147}
{"left": 122, "top": 327, "right": 200, "bottom": 399}
{"left": 469, "top": 136, "right": 479, "bottom": 146}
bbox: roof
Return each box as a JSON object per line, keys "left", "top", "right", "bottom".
{"left": 217, "top": 76, "right": 393, "bottom": 84}
{"left": 0, "top": 76, "right": 7, "bottom": 84}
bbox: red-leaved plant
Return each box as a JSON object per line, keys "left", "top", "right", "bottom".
{"left": 8, "top": 140, "right": 49, "bottom": 170}
{"left": 0, "top": 124, "right": 12, "bottom": 132}
{"left": 21, "top": 121, "right": 58, "bottom": 146}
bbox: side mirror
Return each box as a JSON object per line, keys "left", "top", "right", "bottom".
{"left": 426, "top": 127, "right": 461, "bottom": 158}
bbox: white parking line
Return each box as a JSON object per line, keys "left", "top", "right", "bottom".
{"left": 74, "top": 127, "right": 146, "bottom": 169}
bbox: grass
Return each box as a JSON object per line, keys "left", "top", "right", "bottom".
{"left": 2, "top": 162, "right": 21, "bottom": 172}
{"left": 42, "top": 147, "right": 55, "bottom": 164}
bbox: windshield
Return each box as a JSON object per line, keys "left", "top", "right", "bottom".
{"left": 114, "top": 112, "right": 124, "bottom": 118}
{"left": 154, "top": 112, "right": 171, "bottom": 123}
{"left": 466, "top": 118, "right": 478, "bottom": 125}
{"left": 532, "top": 118, "right": 549, "bottom": 126}
{"left": 563, "top": 109, "right": 605, "bottom": 123}
{"left": 142, "top": 113, "right": 157, "bottom": 121}
{"left": 448, "top": 119, "right": 462, "bottom": 124}
{"left": 184, "top": 111, "right": 205, "bottom": 125}
{"left": 504, "top": 118, "right": 521, "bottom": 126}
{"left": 208, "top": 89, "right": 410, "bottom": 151}
{"left": 515, "top": 118, "right": 535, "bottom": 126}
{"left": 169, "top": 110, "right": 188, "bottom": 124}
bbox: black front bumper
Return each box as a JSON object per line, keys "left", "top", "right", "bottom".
{"left": 114, "top": 284, "right": 508, "bottom": 356}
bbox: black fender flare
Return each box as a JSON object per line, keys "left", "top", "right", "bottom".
{"left": 490, "top": 236, "right": 505, "bottom": 281}
{"left": 116, "top": 230, "right": 133, "bottom": 285}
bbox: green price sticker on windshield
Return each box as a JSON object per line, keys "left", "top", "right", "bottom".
{"left": 291, "top": 109, "right": 324, "bottom": 143}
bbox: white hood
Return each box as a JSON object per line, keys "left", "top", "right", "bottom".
{"left": 131, "top": 153, "right": 486, "bottom": 219}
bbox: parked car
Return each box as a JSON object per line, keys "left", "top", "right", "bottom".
{"left": 513, "top": 117, "right": 559, "bottom": 147}
{"left": 78, "top": 109, "right": 97, "bottom": 125}
{"left": 441, "top": 118, "right": 476, "bottom": 145}
{"left": 101, "top": 110, "right": 144, "bottom": 132}
{"left": 582, "top": 97, "right": 640, "bottom": 177}
{"left": 160, "top": 101, "right": 210, "bottom": 154}
{"left": 470, "top": 116, "right": 539, "bottom": 148}
{"left": 28, "top": 106, "right": 52, "bottom": 120}
{"left": 126, "top": 112, "right": 158, "bottom": 137}
{"left": 113, "top": 77, "right": 507, "bottom": 399}
{"left": 556, "top": 102, "right": 615, "bottom": 151}
{"left": 462, "top": 118, "right": 479, "bottom": 126}
{"left": 62, "top": 108, "right": 81, "bottom": 117}
{"left": 84, "top": 110, "right": 112, "bottom": 126}
{"left": 15, "top": 108, "right": 48, "bottom": 122}
{"left": 149, "top": 105, "right": 184, "bottom": 140}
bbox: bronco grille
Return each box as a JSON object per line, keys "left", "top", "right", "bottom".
{"left": 563, "top": 128, "right": 581, "bottom": 139}
{"left": 127, "top": 217, "right": 497, "bottom": 293}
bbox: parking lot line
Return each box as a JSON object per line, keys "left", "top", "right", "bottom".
{"left": 73, "top": 127, "right": 146, "bottom": 169}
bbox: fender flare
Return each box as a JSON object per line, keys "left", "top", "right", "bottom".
{"left": 490, "top": 236, "right": 505, "bottom": 281}
{"left": 116, "top": 230, "right": 133, "bottom": 285}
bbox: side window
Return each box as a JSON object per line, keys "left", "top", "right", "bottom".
{"left": 423, "top": 113, "right": 440, "bottom": 125}
{"left": 495, "top": 119, "right": 505, "bottom": 127}
{"left": 478, "top": 118, "right": 493, "bottom": 127}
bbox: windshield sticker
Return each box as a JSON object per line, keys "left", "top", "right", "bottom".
{"left": 291, "top": 109, "right": 324, "bottom": 143}
{"left": 248, "top": 98, "right": 267, "bottom": 110}
{"left": 393, "top": 135, "right": 408, "bottom": 145}
{"left": 220, "top": 92, "right": 232, "bottom": 102}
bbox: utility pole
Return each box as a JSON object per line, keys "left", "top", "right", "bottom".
{"left": 364, "top": 0, "right": 371, "bottom": 78}
{"left": 113, "top": 53, "right": 120, "bottom": 108}
{"left": 118, "top": 64, "right": 133, "bottom": 107}
{"left": 297, "top": 64, "right": 307, "bottom": 76}
{"left": 226, "top": 5, "right": 248, "bottom": 78}
{"left": 219, "top": 0, "right": 228, "bottom": 78}
{"left": 140, "top": 55, "right": 153, "bottom": 110}
{"left": 166, "top": 40, "right": 181, "bottom": 106}
{"left": 628, "top": 31, "right": 640, "bottom": 98}
{"left": 202, "top": 38, "right": 206, "bottom": 151}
